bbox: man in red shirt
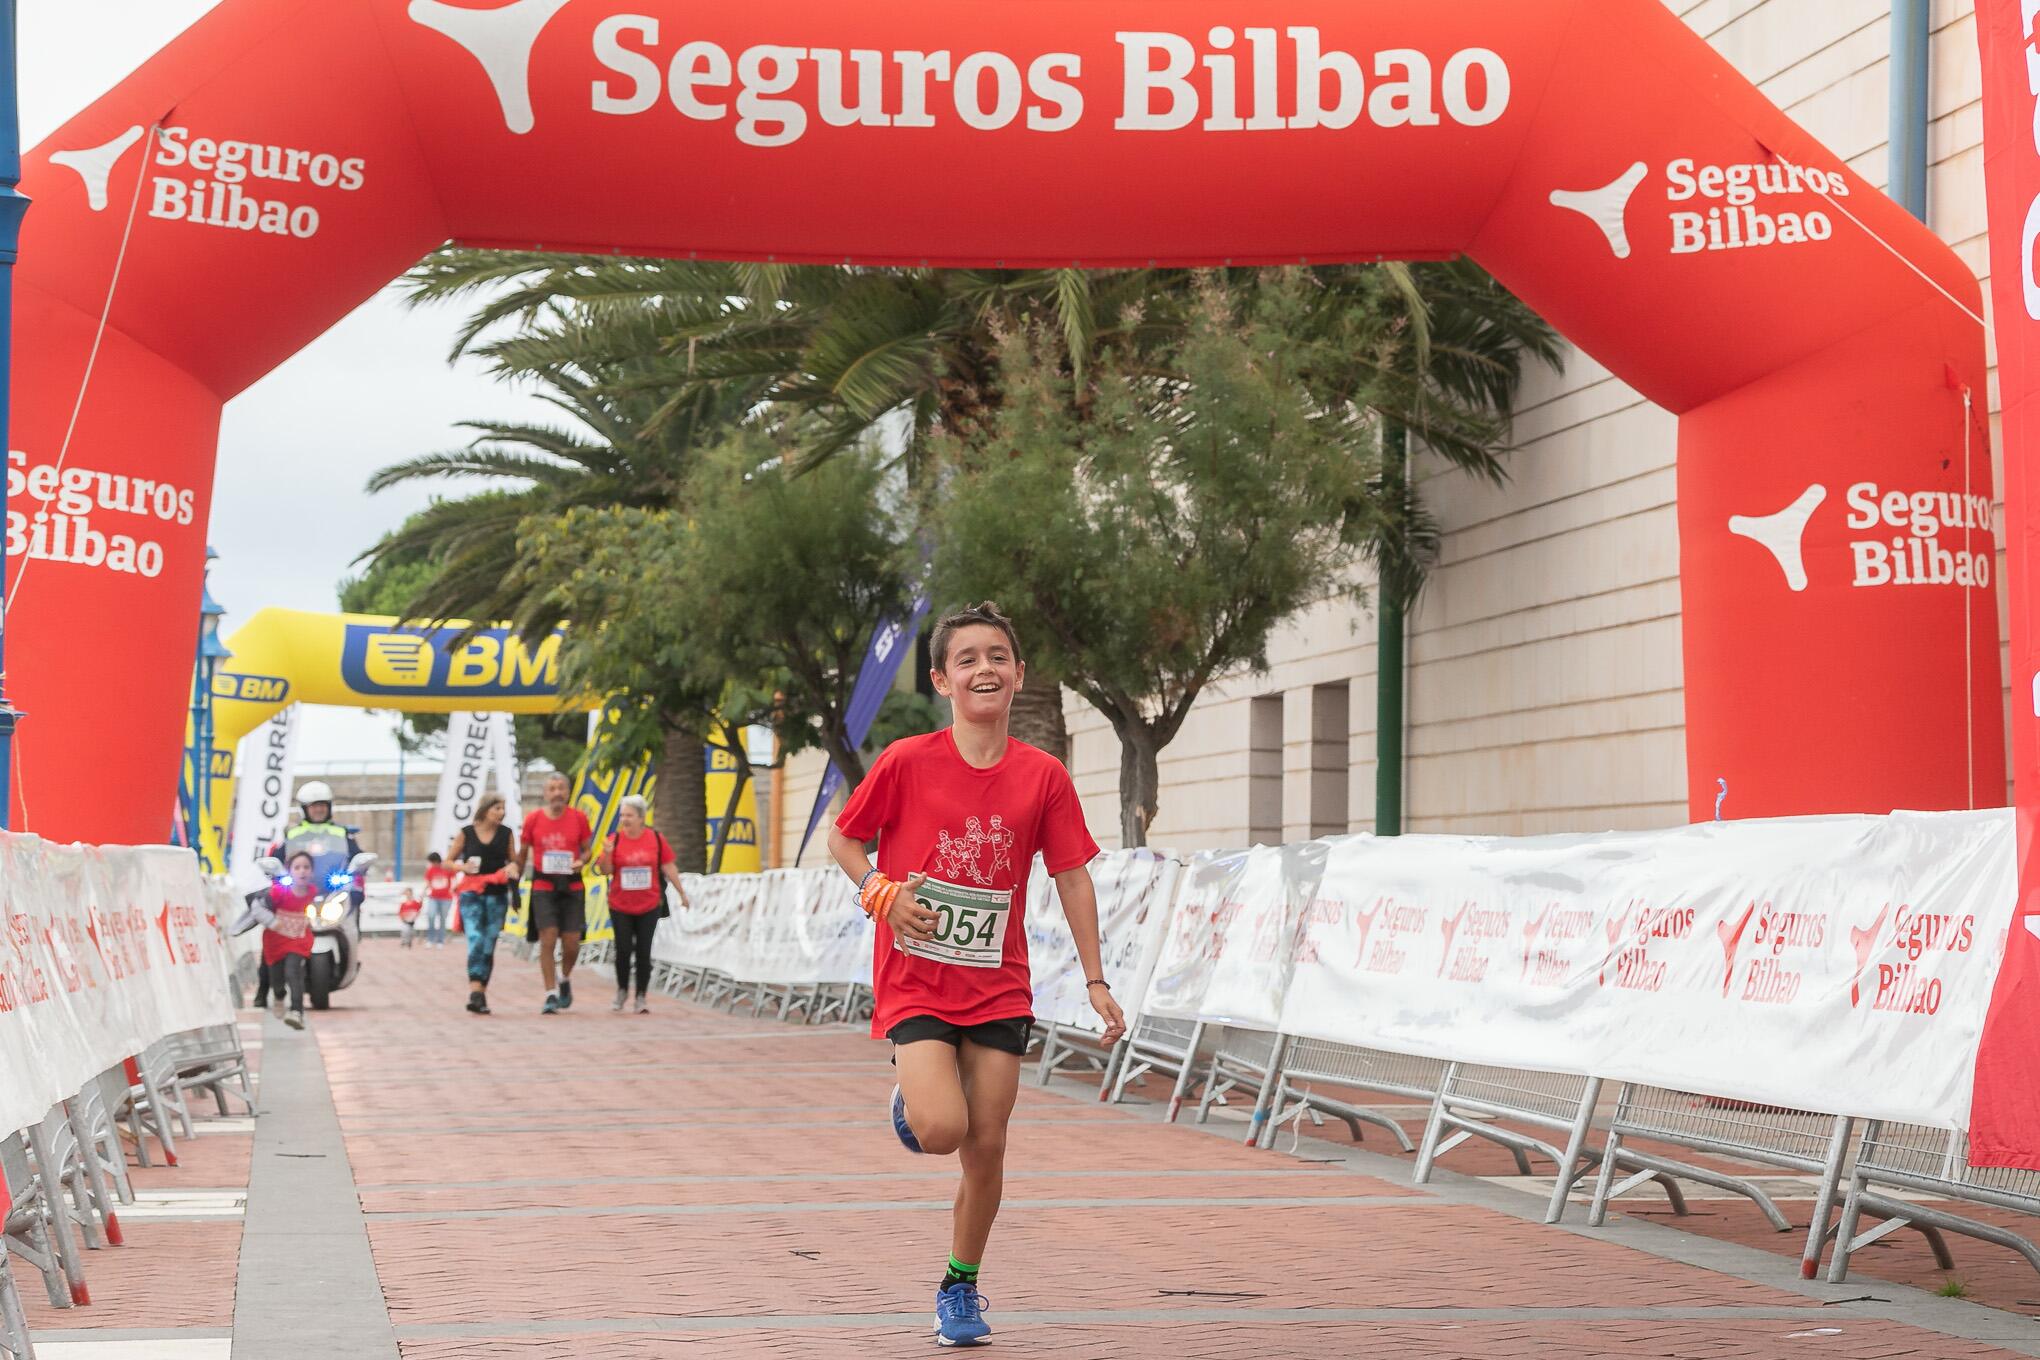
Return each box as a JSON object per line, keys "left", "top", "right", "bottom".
{"left": 829, "top": 602, "right": 1124, "bottom": 1349}
{"left": 517, "top": 771, "right": 594, "bottom": 1015}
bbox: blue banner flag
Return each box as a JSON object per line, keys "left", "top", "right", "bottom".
{"left": 798, "top": 591, "right": 932, "bottom": 860}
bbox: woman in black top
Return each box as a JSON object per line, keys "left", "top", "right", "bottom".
{"left": 449, "top": 793, "right": 517, "bottom": 1014}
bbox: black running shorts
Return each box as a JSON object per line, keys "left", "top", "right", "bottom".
{"left": 886, "top": 1014, "right": 1034, "bottom": 1055}
{"left": 529, "top": 887, "right": 586, "bottom": 936}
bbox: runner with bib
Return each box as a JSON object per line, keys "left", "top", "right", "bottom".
{"left": 829, "top": 602, "right": 1125, "bottom": 1349}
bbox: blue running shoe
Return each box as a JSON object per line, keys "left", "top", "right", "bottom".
{"left": 890, "top": 1084, "right": 923, "bottom": 1154}
{"left": 557, "top": 977, "right": 573, "bottom": 1009}
{"left": 934, "top": 1282, "right": 991, "bottom": 1347}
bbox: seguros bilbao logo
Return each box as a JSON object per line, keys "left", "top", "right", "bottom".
{"left": 1550, "top": 157, "right": 1844, "bottom": 260}
{"left": 339, "top": 624, "right": 564, "bottom": 697}
{"left": 1725, "top": 481, "right": 1991, "bottom": 595}
{"left": 408, "top": 3, "right": 1511, "bottom": 143}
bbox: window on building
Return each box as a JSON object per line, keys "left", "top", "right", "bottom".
{"left": 1310, "top": 682, "right": 1351, "bottom": 838}
{"left": 1248, "top": 695, "right": 1284, "bottom": 845}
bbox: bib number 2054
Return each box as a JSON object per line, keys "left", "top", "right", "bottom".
{"left": 899, "top": 877, "right": 1013, "bottom": 970}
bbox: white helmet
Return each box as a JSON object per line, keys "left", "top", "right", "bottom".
{"left": 295, "top": 780, "right": 334, "bottom": 808}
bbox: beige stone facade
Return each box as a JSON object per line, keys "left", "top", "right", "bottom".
{"left": 779, "top": 0, "right": 2009, "bottom": 865}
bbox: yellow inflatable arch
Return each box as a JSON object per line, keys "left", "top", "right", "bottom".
{"left": 200, "top": 608, "right": 758, "bottom": 877}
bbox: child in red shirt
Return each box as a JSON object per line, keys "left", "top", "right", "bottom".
{"left": 830, "top": 602, "right": 1124, "bottom": 1349}
{"left": 263, "top": 850, "right": 320, "bottom": 1030}
{"left": 423, "top": 852, "right": 457, "bottom": 949}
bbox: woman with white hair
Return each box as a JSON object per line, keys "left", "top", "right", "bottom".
{"left": 596, "top": 794, "right": 688, "bottom": 1012}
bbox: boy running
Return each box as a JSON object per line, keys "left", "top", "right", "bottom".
{"left": 829, "top": 602, "right": 1124, "bottom": 1348}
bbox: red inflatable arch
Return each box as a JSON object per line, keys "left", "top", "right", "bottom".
{"left": 17, "top": 0, "right": 2000, "bottom": 845}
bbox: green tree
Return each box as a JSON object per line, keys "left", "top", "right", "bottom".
{"left": 357, "top": 340, "right": 754, "bottom": 844}
{"left": 678, "top": 435, "right": 915, "bottom": 790}
{"left": 930, "top": 276, "right": 1387, "bottom": 847}
{"left": 402, "top": 251, "right": 1173, "bottom": 763}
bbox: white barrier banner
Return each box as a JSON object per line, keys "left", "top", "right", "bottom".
{"left": 1279, "top": 811, "right": 2016, "bottom": 1129}
{"left": 0, "top": 835, "right": 235, "bottom": 1137}
{"left": 227, "top": 704, "right": 298, "bottom": 893}
{"left": 1142, "top": 842, "right": 1331, "bottom": 1031}
{"left": 654, "top": 869, "right": 872, "bottom": 986}
{"left": 1026, "top": 849, "right": 1181, "bottom": 1032}
{"left": 428, "top": 712, "right": 501, "bottom": 864}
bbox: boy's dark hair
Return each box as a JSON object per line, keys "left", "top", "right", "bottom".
{"left": 286, "top": 849, "right": 315, "bottom": 868}
{"left": 931, "top": 601, "right": 1022, "bottom": 672}
{"left": 427, "top": 852, "right": 442, "bottom": 864}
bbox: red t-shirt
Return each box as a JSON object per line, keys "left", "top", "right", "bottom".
{"left": 262, "top": 883, "right": 319, "bottom": 964}
{"left": 523, "top": 806, "right": 593, "bottom": 891}
{"left": 835, "top": 729, "right": 1099, "bottom": 1037}
{"left": 607, "top": 828, "right": 674, "bottom": 915}
{"left": 424, "top": 866, "right": 456, "bottom": 901}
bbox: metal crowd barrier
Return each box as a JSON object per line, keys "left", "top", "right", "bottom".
{"left": 1103, "top": 1016, "right": 1206, "bottom": 1118}
{"left": 1259, "top": 1037, "right": 1451, "bottom": 1153}
{"left": 1192, "top": 1027, "right": 1283, "bottom": 1128}
{"left": 3, "top": 1024, "right": 245, "bottom": 1349}
{"left": 1414, "top": 1062, "right": 1609, "bottom": 1223}
{"left": 1034, "top": 1022, "right": 1116, "bottom": 1086}
{"left": 1827, "top": 1123, "right": 2019, "bottom": 1283}
{"left": 1587, "top": 1086, "right": 1847, "bottom": 1272}
{"left": 0, "top": 1244, "right": 30, "bottom": 1359}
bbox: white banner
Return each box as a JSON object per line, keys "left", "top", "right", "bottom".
{"left": 429, "top": 712, "right": 502, "bottom": 862}
{"left": 227, "top": 704, "right": 299, "bottom": 892}
{"left": 651, "top": 869, "right": 872, "bottom": 986}
{"left": 0, "top": 835, "right": 236, "bottom": 1137}
{"left": 1025, "top": 849, "right": 1180, "bottom": 1031}
{"left": 1278, "top": 812, "right": 2015, "bottom": 1130}
{"left": 489, "top": 711, "right": 522, "bottom": 828}
{"left": 1142, "top": 842, "right": 1329, "bottom": 1032}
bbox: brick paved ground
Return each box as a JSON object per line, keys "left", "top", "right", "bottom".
{"left": 25, "top": 942, "right": 2040, "bottom": 1357}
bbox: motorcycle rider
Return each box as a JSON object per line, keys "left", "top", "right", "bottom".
{"left": 270, "top": 781, "right": 368, "bottom": 911}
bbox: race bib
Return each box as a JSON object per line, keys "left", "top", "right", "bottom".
{"left": 898, "top": 876, "right": 1013, "bottom": 969}
{"left": 618, "top": 865, "right": 653, "bottom": 892}
{"left": 541, "top": 849, "right": 574, "bottom": 876}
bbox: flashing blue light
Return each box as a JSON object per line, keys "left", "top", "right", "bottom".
{"left": 327, "top": 872, "right": 350, "bottom": 888}
{"left": 274, "top": 876, "right": 290, "bottom": 888}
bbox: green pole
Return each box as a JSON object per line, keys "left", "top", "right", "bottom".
{"left": 1375, "top": 423, "right": 1407, "bottom": 837}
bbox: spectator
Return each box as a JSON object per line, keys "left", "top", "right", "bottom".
{"left": 596, "top": 794, "right": 688, "bottom": 1013}
{"left": 451, "top": 794, "right": 516, "bottom": 1015}
{"left": 423, "top": 852, "right": 456, "bottom": 948}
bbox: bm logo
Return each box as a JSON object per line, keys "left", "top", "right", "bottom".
{"left": 213, "top": 673, "right": 291, "bottom": 703}
{"left": 340, "top": 625, "right": 563, "bottom": 697}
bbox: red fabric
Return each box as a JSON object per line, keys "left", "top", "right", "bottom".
{"left": 607, "top": 828, "right": 674, "bottom": 915}
{"left": 424, "top": 866, "right": 456, "bottom": 902}
{"left": 522, "top": 806, "right": 592, "bottom": 892}
{"left": 1965, "top": 2, "right": 2040, "bottom": 1169}
{"left": 836, "top": 730, "right": 1098, "bottom": 1037}
{"left": 262, "top": 883, "right": 318, "bottom": 965}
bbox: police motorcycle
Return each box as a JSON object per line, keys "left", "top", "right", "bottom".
{"left": 238, "top": 781, "right": 374, "bottom": 1009}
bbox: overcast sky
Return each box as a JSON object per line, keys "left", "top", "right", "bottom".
{"left": 25, "top": 2, "right": 551, "bottom": 770}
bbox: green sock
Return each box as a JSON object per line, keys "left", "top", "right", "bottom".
{"left": 941, "top": 1255, "right": 980, "bottom": 1289}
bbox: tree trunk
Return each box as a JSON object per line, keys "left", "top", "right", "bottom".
{"left": 656, "top": 720, "right": 708, "bottom": 874}
{"left": 1115, "top": 721, "right": 1161, "bottom": 848}
{"left": 1009, "top": 680, "right": 1070, "bottom": 764}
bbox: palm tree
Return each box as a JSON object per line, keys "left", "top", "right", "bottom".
{"left": 357, "top": 334, "right": 755, "bottom": 870}
{"left": 403, "top": 252, "right": 1169, "bottom": 763}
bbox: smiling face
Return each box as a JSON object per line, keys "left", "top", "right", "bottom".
{"left": 932, "top": 622, "right": 1024, "bottom": 725}
{"left": 545, "top": 773, "right": 570, "bottom": 813}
